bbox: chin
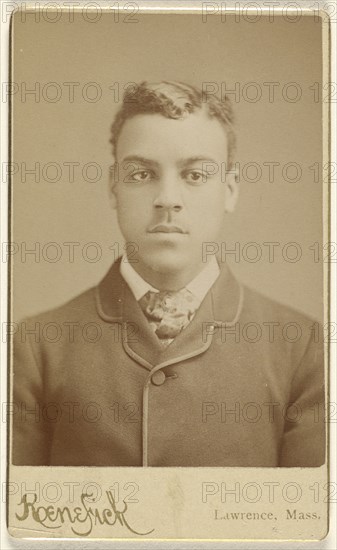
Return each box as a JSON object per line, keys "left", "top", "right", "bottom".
{"left": 143, "top": 249, "right": 189, "bottom": 275}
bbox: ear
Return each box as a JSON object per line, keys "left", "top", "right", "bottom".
{"left": 224, "top": 169, "right": 239, "bottom": 213}
{"left": 108, "top": 162, "right": 118, "bottom": 209}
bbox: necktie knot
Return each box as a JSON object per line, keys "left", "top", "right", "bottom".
{"left": 139, "top": 289, "right": 199, "bottom": 345}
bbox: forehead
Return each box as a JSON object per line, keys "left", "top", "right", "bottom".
{"left": 116, "top": 111, "right": 228, "bottom": 163}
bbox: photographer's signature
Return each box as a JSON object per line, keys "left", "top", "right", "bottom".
{"left": 16, "top": 491, "right": 154, "bottom": 536}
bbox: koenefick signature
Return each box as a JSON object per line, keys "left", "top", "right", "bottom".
{"left": 16, "top": 490, "right": 155, "bottom": 537}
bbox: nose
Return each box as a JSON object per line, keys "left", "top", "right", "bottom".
{"left": 153, "top": 180, "right": 183, "bottom": 212}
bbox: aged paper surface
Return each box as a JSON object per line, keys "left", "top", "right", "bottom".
{"left": 6, "top": 1, "right": 332, "bottom": 543}
{"left": 8, "top": 466, "right": 328, "bottom": 539}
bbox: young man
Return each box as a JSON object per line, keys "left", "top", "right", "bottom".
{"left": 13, "top": 81, "right": 325, "bottom": 467}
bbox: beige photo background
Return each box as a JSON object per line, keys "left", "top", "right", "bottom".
{"left": 11, "top": 12, "right": 323, "bottom": 322}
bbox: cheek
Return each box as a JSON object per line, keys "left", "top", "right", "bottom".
{"left": 117, "top": 191, "right": 137, "bottom": 209}
{"left": 117, "top": 195, "right": 141, "bottom": 222}
{"left": 116, "top": 193, "right": 151, "bottom": 235}
{"left": 117, "top": 187, "right": 153, "bottom": 209}
{"left": 189, "top": 190, "right": 226, "bottom": 220}
{"left": 189, "top": 200, "right": 225, "bottom": 242}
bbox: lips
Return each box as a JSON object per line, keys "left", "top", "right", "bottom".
{"left": 148, "top": 224, "right": 186, "bottom": 234}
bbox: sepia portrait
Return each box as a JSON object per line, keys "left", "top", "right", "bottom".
{"left": 5, "top": 3, "right": 334, "bottom": 543}
{"left": 9, "top": 7, "right": 327, "bottom": 471}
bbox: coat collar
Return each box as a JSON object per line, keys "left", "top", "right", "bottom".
{"left": 96, "top": 257, "right": 243, "bottom": 324}
{"left": 95, "top": 257, "right": 244, "bottom": 368}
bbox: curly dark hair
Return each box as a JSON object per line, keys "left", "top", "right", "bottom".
{"left": 110, "top": 81, "right": 236, "bottom": 169}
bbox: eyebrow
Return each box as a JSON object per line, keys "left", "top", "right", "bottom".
{"left": 121, "top": 155, "right": 219, "bottom": 167}
{"left": 177, "top": 156, "right": 219, "bottom": 167}
{"left": 121, "top": 155, "right": 160, "bottom": 168}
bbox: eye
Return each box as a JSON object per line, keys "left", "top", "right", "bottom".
{"left": 126, "top": 169, "right": 155, "bottom": 183}
{"left": 183, "top": 170, "right": 208, "bottom": 185}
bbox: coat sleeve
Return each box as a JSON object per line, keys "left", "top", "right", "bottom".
{"left": 12, "top": 323, "right": 52, "bottom": 465}
{"left": 279, "top": 326, "right": 326, "bottom": 467}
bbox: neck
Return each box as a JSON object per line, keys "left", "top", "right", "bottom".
{"left": 128, "top": 259, "right": 211, "bottom": 291}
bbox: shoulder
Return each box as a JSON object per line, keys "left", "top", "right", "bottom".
{"left": 13, "top": 260, "right": 124, "bottom": 352}
{"left": 239, "top": 285, "right": 322, "bottom": 366}
{"left": 18, "top": 286, "right": 98, "bottom": 329}
{"left": 241, "top": 284, "right": 319, "bottom": 328}
{"left": 13, "top": 285, "right": 107, "bottom": 371}
{"left": 18, "top": 259, "right": 125, "bottom": 329}
{"left": 13, "top": 286, "right": 105, "bottom": 352}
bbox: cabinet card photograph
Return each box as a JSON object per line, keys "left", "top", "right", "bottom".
{"left": 5, "top": 1, "right": 332, "bottom": 543}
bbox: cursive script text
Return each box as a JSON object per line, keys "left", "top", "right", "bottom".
{"left": 16, "top": 491, "right": 154, "bottom": 537}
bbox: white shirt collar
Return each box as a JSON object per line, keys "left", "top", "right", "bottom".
{"left": 120, "top": 254, "right": 220, "bottom": 307}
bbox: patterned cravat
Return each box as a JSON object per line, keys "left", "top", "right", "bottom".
{"left": 138, "top": 289, "right": 199, "bottom": 346}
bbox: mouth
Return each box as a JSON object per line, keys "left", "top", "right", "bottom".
{"left": 148, "top": 224, "right": 187, "bottom": 234}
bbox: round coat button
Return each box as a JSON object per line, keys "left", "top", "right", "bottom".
{"left": 151, "top": 370, "right": 166, "bottom": 386}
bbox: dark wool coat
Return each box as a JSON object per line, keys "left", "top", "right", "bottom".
{"left": 12, "top": 259, "right": 325, "bottom": 467}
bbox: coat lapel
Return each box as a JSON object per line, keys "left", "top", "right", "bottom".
{"left": 95, "top": 257, "right": 244, "bottom": 368}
